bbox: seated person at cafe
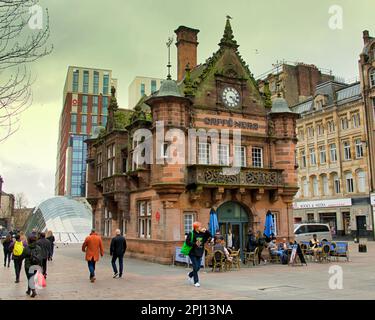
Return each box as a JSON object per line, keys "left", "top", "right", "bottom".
{"left": 213, "top": 236, "right": 233, "bottom": 262}
{"left": 268, "top": 239, "right": 284, "bottom": 257}
{"left": 309, "top": 234, "right": 322, "bottom": 261}
{"left": 278, "top": 238, "right": 290, "bottom": 251}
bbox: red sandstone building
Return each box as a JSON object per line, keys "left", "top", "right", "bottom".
{"left": 86, "top": 19, "right": 299, "bottom": 264}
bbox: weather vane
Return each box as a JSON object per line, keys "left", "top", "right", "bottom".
{"left": 166, "top": 36, "right": 173, "bottom": 80}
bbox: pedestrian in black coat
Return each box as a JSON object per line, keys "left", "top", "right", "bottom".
{"left": 110, "top": 229, "right": 127, "bottom": 278}
{"left": 2, "top": 234, "right": 12, "bottom": 267}
{"left": 36, "top": 232, "right": 51, "bottom": 278}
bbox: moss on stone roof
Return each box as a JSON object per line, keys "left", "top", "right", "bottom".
{"left": 114, "top": 109, "right": 133, "bottom": 130}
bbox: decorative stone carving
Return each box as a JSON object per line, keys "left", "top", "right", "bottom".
{"left": 190, "top": 166, "right": 284, "bottom": 187}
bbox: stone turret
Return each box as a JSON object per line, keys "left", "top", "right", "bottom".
{"left": 269, "top": 95, "right": 299, "bottom": 187}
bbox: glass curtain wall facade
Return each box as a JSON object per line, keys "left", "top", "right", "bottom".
{"left": 71, "top": 135, "right": 88, "bottom": 196}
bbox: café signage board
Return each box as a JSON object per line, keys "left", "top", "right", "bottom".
{"left": 203, "top": 117, "right": 259, "bottom": 130}
{"left": 293, "top": 198, "right": 352, "bottom": 209}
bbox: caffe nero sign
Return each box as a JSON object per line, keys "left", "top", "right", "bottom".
{"left": 203, "top": 117, "right": 259, "bottom": 130}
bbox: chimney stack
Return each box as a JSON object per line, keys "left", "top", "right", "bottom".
{"left": 363, "top": 30, "right": 370, "bottom": 45}
{"left": 174, "top": 26, "right": 199, "bottom": 82}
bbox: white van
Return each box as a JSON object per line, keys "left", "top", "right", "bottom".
{"left": 294, "top": 223, "right": 332, "bottom": 243}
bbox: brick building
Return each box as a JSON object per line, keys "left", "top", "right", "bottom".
{"left": 258, "top": 62, "right": 334, "bottom": 107}
{"left": 0, "top": 191, "right": 15, "bottom": 230}
{"left": 86, "top": 19, "right": 299, "bottom": 264}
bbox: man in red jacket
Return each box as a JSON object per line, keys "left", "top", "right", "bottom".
{"left": 82, "top": 229, "right": 104, "bottom": 282}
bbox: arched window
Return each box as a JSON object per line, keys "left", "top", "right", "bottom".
{"left": 357, "top": 170, "right": 366, "bottom": 193}
{"left": 370, "top": 69, "right": 375, "bottom": 87}
{"left": 312, "top": 176, "right": 319, "bottom": 197}
{"left": 333, "top": 173, "right": 340, "bottom": 194}
{"left": 321, "top": 175, "right": 329, "bottom": 196}
{"left": 302, "top": 177, "right": 309, "bottom": 197}
{"left": 345, "top": 172, "right": 354, "bottom": 193}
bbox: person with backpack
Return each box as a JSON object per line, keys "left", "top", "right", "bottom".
{"left": 185, "top": 221, "right": 212, "bottom": 287}
{"left": 2, "top": 233, "right": 12, "bottom": 267}
{"left": 82, "top": 229, "right": 104, "bottom": 283}
{"left": 21, "top": 235, "right": 43, "bottom": 298}
{"left": 36, "top": 232, "right": 51, "bottom": 278}
{"left": 110, "top": 229, "right": 127, "bottom": 278}
{"left": 9, "top": 234, "right": 27, "bottom": 283}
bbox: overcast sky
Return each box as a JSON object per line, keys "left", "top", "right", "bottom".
{"left": 0, "top": 0, "right": 374, "bottom": 206}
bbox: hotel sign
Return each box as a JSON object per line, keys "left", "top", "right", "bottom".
{"left": 293, "top": 198, "right": 352, "bottom": 209}
{"left": 203, "top": 117, "right": 259, "bottom": 130}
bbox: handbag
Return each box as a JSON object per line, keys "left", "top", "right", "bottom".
{"left": 181, "top": 232, "right": 194, "bottom": 256}
{"left": 35, "top": 271, "right": 46, "bottom": 289}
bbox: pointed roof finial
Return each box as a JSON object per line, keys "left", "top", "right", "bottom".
{"left": 166, "top": 36, "right": 173, "bottom": 80}
{"left": 219, "top": 15, "right": 238, "bottom": 49}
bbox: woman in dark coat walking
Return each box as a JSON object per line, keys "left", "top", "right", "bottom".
{"left": 46, "top": 230, "right": 55, "bottom": 261}
{"left": 21, "top": 235, "right": 43, "bottom": 298}
{"left": 2, "top": 234, "right": 12, "bottom": 267}
{"left": 185, "top": 221, "right": 212, "bottom": 287}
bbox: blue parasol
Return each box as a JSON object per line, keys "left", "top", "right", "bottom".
{"left": 209, "top": 208, "right": 219, "bottom": 236}
{"left": 264, "top": 210, "right": 275, "bottom": 239}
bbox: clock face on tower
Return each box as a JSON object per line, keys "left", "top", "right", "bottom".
{"left": 222, "top": 86, "right": 240, "bottom": 108}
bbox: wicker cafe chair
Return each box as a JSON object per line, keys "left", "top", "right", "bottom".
{"left": 230, "top": 249, "right": 241, "bottom": 270}
{"left": 212, "top": 250, "right": 226, "bottom": 272}
{"left": 320, "top": 244, "right": 331, "bottom": 263}
{"left": 300, "top": 241, "right": 313, "bottom": 261}
{"left": 244, "top": 247, "right": 259, "bottom": 266}
{"left": 268, "top": 250, "right": 280, "bottom": 264}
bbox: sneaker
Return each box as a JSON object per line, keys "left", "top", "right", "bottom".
{"left": 263, "top": 260, "right": 267, "bottom": 265}
{"left": 187, "top": 273, "right": 193, "bottom": 284}
{"left": 113, "top": 273, "right": 119, "bottom": 278}
{"left": 118, "top": 274, "right": 122, "bottom": 278}
{"left": 194, "top": 283, "right": 200, "bottom": 287}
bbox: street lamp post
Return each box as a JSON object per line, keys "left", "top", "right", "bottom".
{"left": 0, "top": 175, "right": 3, "bottom": 207}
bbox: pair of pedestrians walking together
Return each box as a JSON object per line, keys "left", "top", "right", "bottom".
{"left": 82, "top": 229, "right": 126, "bottom": 282}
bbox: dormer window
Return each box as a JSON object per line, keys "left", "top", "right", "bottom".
{"left": 315, "top": 100, "right": 323, "bottom": 110}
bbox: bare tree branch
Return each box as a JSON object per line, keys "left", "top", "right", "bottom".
{"left": 0, "top": 0, "right": 52, "bottom": 142}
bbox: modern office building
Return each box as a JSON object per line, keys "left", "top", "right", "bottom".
{"left": 128, "top": 76, "right": 163, "bottom": 109}
{"left": 55, "top": 66, "right": 117, "bottom": 197}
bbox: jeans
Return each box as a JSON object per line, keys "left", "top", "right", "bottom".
{"left": 49, "top": 244, "right": 54, "bottom": 259}
{"left": 111, "top": 254, "right": 124, "bottom": 276}
{"left": 88, "top": 258, "right": 96, "bottom": 278}
{"left": 188, "top": 254, "right": 202, "bottom": 284}
{"left": 3, "top": 251, "right": 11, "bottom": 266}
{"left": 13, "top": 257, "right": 23, "bottom": 281}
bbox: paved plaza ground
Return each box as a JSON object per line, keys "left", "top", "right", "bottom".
{"left": 0, "top": 241, "right": 374, "bottom": 300}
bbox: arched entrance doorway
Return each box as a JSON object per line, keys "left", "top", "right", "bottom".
{"left": 217, "top": 201, "right": 251, "bottom": 258}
